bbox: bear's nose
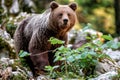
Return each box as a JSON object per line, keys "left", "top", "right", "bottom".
{"left": 63, "top": 19, "right": 68, "bottom": 25}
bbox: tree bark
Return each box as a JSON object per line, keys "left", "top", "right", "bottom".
{"left": 114, "top": 0, "right": 120, "bottom": 35}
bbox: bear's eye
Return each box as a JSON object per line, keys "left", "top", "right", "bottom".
{"left": 68, "top": 13, "right": 70, "bottom": 16}
{"left": 59, "top": 13, "right": 63, "bottom": 16}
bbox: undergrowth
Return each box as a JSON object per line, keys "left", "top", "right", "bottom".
{"left": 45, "top": 27, "right": 120, "bottom": 79}
{"left": 19, "top": 26, "right": 120, "bottom": 79}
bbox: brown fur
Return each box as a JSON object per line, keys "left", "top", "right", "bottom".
{"left": 14, "top": 1, "right": 77, "bottom": 75}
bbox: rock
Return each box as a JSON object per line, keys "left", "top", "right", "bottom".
{"left": 74, "top": 29, "right": 86, "bottom": 44}
{"left": 95, "top": 50, "right": 120, "bottom": 74}
{"left": 68, "top": 29, "right": 87, "bottom": 49}
{"left": 1, "top": 67, "right": 12, "bottom": 80}
{"left": 0, "top": 57, "right": 35, "bottom": 79}
{"left": 95, "top": 59, "right": 118, "bottom": 75}
{"left": 94, "top": 49, "right": 120, "bottom": 79}
{"left": 114, "top": 37, "right": 120, "bottom": 43}
{"left": 74, "top": 27, "right": 103, "bottom": 44}
{"left": 11, "top": 71, "right": 29, "bottom": 80}
{"left": 0, "top": 58, "right": 10, "bottom": 65}
{"left": 105, "top": 49, "right": 120, "bottom": 61}
{"left": 0, "top": 50, "right": 9, "bottom": 58}
{"left": 118, "top": 61, "right": 120, "bottom": 66}
{"left": 37, "top": 75, "right": 48, "bottom": 80}
{"left": 68, "top": 26, "right": 103, "bottom": 49}
{"left": 0, "top": 29, "right": 16, "bottom": 58}
{"left": 10, "top": 0, "right": 19, "bottom": 14}
{"left": 68, "top": 29, "right": 78, "bottom": 44}
{"left": 89, "top": 71, "right": 118, "bottom": 80}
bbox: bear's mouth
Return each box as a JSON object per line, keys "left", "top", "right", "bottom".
{"left": 60, "top": 25, "right": 68, "bottom": 30}
{"left": 58, "top": 22, "right": 69, "bottom": 29}
{"left": 64, "top": 22, "right": 67, "bottom": 25}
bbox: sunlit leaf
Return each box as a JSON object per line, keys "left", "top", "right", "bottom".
{"left": 19, "top": 50, "right": 30, "bottom": 58}
{"left": 102, "top": 34, "right": 113, "bottom": 40}
{"left": 48, "top": 37, "right": 65, "bottom": 45}
{"left": 67, "top": 56, "right": 75, "bottom": 62}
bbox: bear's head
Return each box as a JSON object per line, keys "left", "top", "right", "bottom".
{"left": 49, "top": 1, "right": 77, "bottom": 32}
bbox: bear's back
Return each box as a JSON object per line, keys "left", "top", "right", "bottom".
{"left": 23, "top": 9, "right": 51, "bottom": 39}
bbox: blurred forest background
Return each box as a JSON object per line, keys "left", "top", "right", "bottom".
{"left": 1, "top": 0, "right": 120, "bottom": 79}
{"left": 0, "top": 0, "right": 119, "bottom": 37}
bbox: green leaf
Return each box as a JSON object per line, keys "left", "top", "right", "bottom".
{"left": 57, "top": 46, "right": 71, "bottom": 53}
{"left": 53, "top": 65, "right": 59, "bottom": 69}
{"left": 86, "top": 36, "right": 91, "bottom": 40}
{"left": 54, "top": 56, "right": 66, "bottom": 62}
{"left": 48, "top": 37, "right": 65, "bottom": 45}
{"left": 45, "top": 66, "right": 53, "bottom": 71}
{"left": 94, "top": 40, "right": 103, "bottom": 46}
{"left": 67, "top": 56, "right": 75, "bottom": 62}
{"left": 81, "top": 52, "right": 87, "bottom": 59}
{"left": 92, "top": 59, "right": 98, "bottom": 64}
{"left": 75, "top": 54, "right": 81, "bottom": 60}
{"left": 19, "top": 50, "right": 30, "bottom": 57}
{"left": 102, "top": 40, "right": 120, "bottom": 50}
{"left": 89, "top": 51, "right": 97, "bottom": 57}
{"left": 101, "top": 34, "right": 113, "bottom": 40}
{"left": 87, "top": 54, "right": 92, "bottom": 59}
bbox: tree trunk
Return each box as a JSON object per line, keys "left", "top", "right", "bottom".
{"left": 114, "top": 0, "right": 120, "bottom": 35}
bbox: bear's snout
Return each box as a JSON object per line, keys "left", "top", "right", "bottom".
{"left": 63, "top": 19, "right": 68, "bottom": 25}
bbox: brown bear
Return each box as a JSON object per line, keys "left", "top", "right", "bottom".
{"left": 14, "top": 1, "right": 77, "bottom": 75}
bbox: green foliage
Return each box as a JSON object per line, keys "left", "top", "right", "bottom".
{"left": 18, "top": 50, "right": 30, "bottom": 67}
{"left": 6, "top": 23, "right": 17, "bottom": 37}
{"left": 75, "top": 0, "right": 113, "bottom": 9}
{"left": 75, "top": 0, "right": 115, "bottom": 34}
{"left": 56, "top": 0, "right": 69, "bottom": 4}
{"left": 101, "top": 34, "right": 113, "bottom": 40}
{"left": 45, "top": 65, "right": 59, "bottom": 78}
{"left": 46, "top": 33, "right": 120, "bottom": 79}
{"left": 102, "top": 40, "right": 120, "bottom": 50}
{"left": 48, "top": 37, "right": 65, "bottom": 45}
{"left": 19, "top": 50, "right": 30, "bottom": 58}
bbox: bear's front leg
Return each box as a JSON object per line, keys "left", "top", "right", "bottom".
{"left": 30, "top": 52, "right": 49, "bottom": 75}
{"left": 28, "top": 35, "right": 50, "bottom": 75}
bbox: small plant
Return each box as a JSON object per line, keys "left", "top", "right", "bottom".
{"left": 45, "top": 30, "right": 120, "bottom": 79}
{"left": 45, "top": 65, "right": 59, "bottom": 78}
{"left": 18, "top": 50, "right": 30, "bottom": 67}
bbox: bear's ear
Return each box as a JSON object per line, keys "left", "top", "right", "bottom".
{"left": 50, "top": 1, "right": 59, "bottom": 10}
{"left": 69, "top": 2, "right": 77, "bottom": 11}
